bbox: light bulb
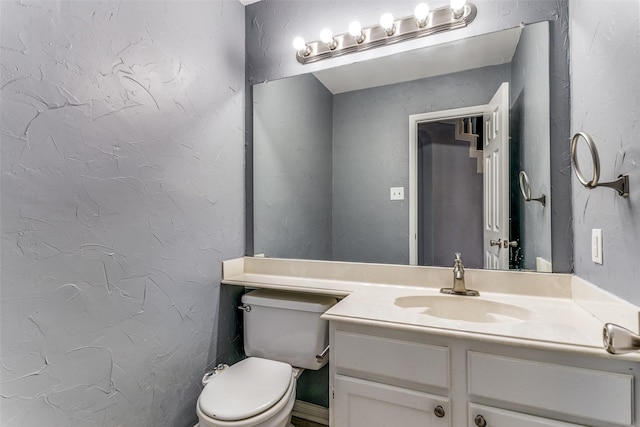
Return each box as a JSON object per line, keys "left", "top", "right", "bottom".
{"left": 348, "top": 21, "right": 364, "bottom": 43}
{"left": 292, "top": 36, "right": 310, "bottom": 57}
{"left": 319, "top": 28, "right": 337, "bottom": 50}
{"left": 450, "top": 0, "right": 466, "bottom": 17}
{"left": 379, "top": 13, "right": 395, "bottom": 35}
{"left": 414, "top": 3, "right": 430, "bottom": 25}
{"left": 292, "top": 37, "right": 307, "bottom": 51}
{"left": 319, "top": 28, "right": 334, "bottom": 44}
{"left": 348, "top": 21, "right": 362, "bottom": 37}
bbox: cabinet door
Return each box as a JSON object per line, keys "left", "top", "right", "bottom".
{"left": 469, "top": 404, "right": 585, "bottom": 427}
{"left": 334, "top": 375, "right": 451, "bottom": 427}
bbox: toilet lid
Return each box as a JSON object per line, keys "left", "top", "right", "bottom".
{"left": 199, "top": 357, "right": 293, "bottom": 421}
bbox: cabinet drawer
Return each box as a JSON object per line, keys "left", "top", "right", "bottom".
{"left": 334, "top": 330, "right": 449, "bottom": 389}
{"left": 334, "top": 375, "right": 451, "bottom": 427}
{"left": 468, "top": 352, "right": 633, "bottom": 426}
{"left": 469, "top": 403, "right": 583, "bottom": 427}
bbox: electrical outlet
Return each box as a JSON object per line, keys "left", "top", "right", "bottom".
{"left": 390, "top": 187, "right": 404, "bottom": 201}
{"left": 592, "top": 229, "right": 603, "bottom": 264}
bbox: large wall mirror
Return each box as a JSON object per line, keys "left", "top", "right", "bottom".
{"left": 252, "top": 21, "right": 559, "bottom": 272}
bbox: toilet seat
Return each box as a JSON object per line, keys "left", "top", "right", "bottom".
{"left": 198, "top": 358, "right": 293, "bottom": 422}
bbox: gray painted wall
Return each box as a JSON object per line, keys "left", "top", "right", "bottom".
{"left": 511, "top": 21, "right": 552, "bottom": 270}
{"left": 332, "top": 64, "right": 510, "bottom": 264}
{"left": 253, "top": 74, "right": 333, "bottom": 260}
{"left": 569, "top": 1, "right": 640, "bottom": 305}
{"left": 246, "top": 0, "right": 572, "bottom": 273}
{"left": 0, "top": 1, "right": 245, "bottom": 426}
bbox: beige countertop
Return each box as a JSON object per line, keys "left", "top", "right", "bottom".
{"left": 222, "top": 257, "right": 640, "bottom": 361}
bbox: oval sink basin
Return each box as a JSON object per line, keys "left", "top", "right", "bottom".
{"left": 394, "top": 295, "right": 532, "bottom": 323}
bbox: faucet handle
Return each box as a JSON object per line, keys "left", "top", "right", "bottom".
{"left": 454, "top": 252, "right": 463, "bottom": 267}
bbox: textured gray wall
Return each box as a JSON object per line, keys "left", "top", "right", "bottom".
{"left": 253, "top": 74, "right": 333, "bottom": 260}
{"left": 246, "top": 0, "right": 572, "bottom": 272}
{"left": 511, "top": 21, "right": 552, "bottom": 270}
{"left": 332, "top": 65, "right": 510, "bottom": 264}
{"left": 0, "top": 1, "right": 245, "bottom": 426}
{"left": 569, "top": 1, "right": 640, "bottom": 305}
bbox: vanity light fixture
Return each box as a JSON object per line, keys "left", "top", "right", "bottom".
{"left": 293, "top": 1, "right": 477, "bottom": 64}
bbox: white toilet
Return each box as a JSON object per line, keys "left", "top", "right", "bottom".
{"left": 196, "top": 289, "right": 337, "bottom": 427}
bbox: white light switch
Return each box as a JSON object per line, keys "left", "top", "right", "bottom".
{"left": 390, "top": 187, "right": 404, "bottom": 201}
{"left": 592, "top": 229, "right": 603, "bottom": 264}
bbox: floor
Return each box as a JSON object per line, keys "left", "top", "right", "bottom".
{"left": 291, "top": 416, "right": 327, "bottom": 427}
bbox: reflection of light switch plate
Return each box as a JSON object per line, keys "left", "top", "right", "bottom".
{"left": 592, "top": 229, "right": 603, "bottom": 264}
{"left": 390, "top": 187, "right": 404, "bottom": 201}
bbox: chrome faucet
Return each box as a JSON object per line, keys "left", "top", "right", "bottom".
{"left": 440, "top": 252, "right": 479, "bottom": 296}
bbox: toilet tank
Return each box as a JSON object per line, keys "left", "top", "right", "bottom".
{"left": 241, "top": 289, "right": 337, "bottom": 370}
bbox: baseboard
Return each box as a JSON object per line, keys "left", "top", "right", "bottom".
{"left": 292, "top": 400, "right": 329, "bottom": 425}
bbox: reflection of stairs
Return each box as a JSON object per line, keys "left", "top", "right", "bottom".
{"left": 452, "top": 119, "right": 482, "bottom": 173}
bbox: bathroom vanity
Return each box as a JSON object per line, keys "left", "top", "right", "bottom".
{"left": 222, "top": 257, "right": 640, "bottom": 427}
{"left": 328, "top": 321, "right": 636, "bottom": 427}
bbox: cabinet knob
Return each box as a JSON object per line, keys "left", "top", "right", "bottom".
{"left": 474, "top": 414, "right": 487, "bottom": 427}
{"left": 434, "top": 405, "right": 445, "bottom": 418}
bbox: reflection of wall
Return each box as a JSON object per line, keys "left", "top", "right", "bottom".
{"left": 419, "top": 127, "right": 435, "bottom": 265}
{"left": 0, "top": 2, "right": 245, "bottom": 425}
{"left": 418, "top": 123, "right": 484, "bottom": 268}
{"left": 570, "top": 1, "right": 640, "bottom": 305}
{"left": 510, "top": 22, "right": 552, "bottom": 270}
{"left": 252, "top": 74, "right": 335, "bottom": 410}
{"left": 332, "top": 64, "right": 509, "bottom": 264}
{"left": 254, "top": 75, "right": 333, "bottom": 260}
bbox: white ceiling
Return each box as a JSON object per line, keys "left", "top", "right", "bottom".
{"left": 313, "top": 26, "right": 523, "bottom": 94}
{"left": 237, "top": 0, "right": 262, "bottom": 5}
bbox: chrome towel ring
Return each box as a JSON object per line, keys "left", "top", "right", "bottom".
{"left": 518, "top": 171, "right": 546, "bottom": 206}
{"left": 603, "top": 323, "right": 640, "bottom": 354}
{"left": 570, "top": 132, "right": 629, "bottom": 197}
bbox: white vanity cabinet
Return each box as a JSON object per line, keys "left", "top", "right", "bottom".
{"left": 329, "top": 321, "right": 639, "bottom": 427}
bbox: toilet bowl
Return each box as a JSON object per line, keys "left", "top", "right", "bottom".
{"left": 196, "top": 357, "right": 300, "bottom": 427}
{"left": 195, "top": 290, "right": 337, "bottom": 427}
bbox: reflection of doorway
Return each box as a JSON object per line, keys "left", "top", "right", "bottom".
{"left": 417, "top": 119, "right": 484, "bottom": 268}
{"left": 409, "top": 82, "right": 510, "bottom": 268}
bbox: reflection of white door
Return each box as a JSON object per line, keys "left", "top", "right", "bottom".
{"left": 483, "top": 82, "right": 510, "bottom": 270}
